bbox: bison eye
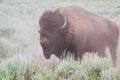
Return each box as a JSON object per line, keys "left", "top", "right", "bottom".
{"left": 40, "top": 37, "right": 48, "bottom": 46}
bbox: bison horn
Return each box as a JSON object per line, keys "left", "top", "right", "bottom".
{"left": 60, "top": 17, "right": 67, "bottom": 29}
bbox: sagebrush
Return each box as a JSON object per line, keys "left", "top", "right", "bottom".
{"left": 0, "top": 53, "right": 119, "bottom": 80}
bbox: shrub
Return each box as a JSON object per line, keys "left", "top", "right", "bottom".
{"left": 34, "top": 53, "right": 120, "bottom": 80}
{"left": 0, "top": 54, "right": 39, "bottom": 80}
{"left": 80, "top": 53, "right": 112, "bottom": 80}
{"left": 0, "top": 53, "right": 120, "bottom": 80}
{"left": 101, "top": 69, "right": 120, "bottom": 80}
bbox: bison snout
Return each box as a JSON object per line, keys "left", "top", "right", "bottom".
{"left": 40, "top": 37, "right": 48, "bottom": 46}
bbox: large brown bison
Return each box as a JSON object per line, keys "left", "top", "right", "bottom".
{"left": 39, "top": 6, "right": 119, "bottom": 64}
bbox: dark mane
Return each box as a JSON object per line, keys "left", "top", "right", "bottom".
{"left": 39, "top": 10, "right": 70, "bottom": 58}
{"left": 39, "top": 11, "right": 65, "bottom": 31}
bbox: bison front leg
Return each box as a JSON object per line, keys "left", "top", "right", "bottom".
{"left": 74, "top": 50, "right": 83, "bottom": 60}
{"left": 109, "top": 46, "right": 117, "bottom": 65}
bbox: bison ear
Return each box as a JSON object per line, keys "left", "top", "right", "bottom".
{"left": 60, "top": 17, "right": 67, "bottom": 29}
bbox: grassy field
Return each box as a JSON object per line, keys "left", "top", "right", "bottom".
{"left": 0, "top": 0, "right": 120, "bottom": 75}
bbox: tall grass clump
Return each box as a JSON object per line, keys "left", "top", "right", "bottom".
{"left": 0, "top": 54, "right": 39, "bottom": 80}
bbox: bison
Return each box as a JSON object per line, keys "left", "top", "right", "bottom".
{"left": 39, "top": 6, "right": 119, "bottom": 64}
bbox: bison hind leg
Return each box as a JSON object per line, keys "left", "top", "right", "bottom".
{"left": 109, "top": 46, "right": 117, "bottom": 65}
{"left": 97, "top": 46, "right": 117, "bottom": 65}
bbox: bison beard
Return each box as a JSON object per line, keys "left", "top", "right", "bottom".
{"left": 39, "top": 6, "right": 119, "bottom": 64}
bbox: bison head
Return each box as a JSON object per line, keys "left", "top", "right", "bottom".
{"left": 39, "top": 11, "right": 69, "bottom": 59}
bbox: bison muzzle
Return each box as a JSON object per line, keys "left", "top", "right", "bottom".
{"left": 39, "top": 6, "right": 119, "bottom": 64}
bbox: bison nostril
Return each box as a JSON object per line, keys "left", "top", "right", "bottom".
{"left": 40, "top": 38, "right": 48, "bottom": 45}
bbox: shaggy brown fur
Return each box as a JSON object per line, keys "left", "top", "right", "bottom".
{"left": 39, "top": 6, "right": 119, "bottom": 64}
